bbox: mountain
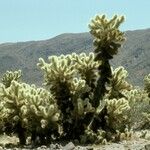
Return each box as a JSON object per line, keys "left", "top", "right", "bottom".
{"left": 0, "top": 29, "right": 150, "bottom": 87}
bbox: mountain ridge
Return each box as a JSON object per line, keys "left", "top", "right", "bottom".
{"left": 0, "top": 28, "right": 150, "bottom": 87}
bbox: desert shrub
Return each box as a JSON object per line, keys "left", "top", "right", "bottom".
{"left": 37, "top": 53, "right": 98, "bottom": 140}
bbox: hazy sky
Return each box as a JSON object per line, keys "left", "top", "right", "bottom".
{"left": 0, "top": 0, "right": 150, "bottom": 43}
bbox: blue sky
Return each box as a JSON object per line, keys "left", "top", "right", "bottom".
{"left": 0, "top": 0, "right": 150, "bottom": 43}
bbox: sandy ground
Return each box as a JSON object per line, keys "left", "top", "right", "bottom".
{"left": 0, "top": 131, "right": 150, "bottom": 150}
{"left": 93, "top": 139, "right": 150, "bottom": 150}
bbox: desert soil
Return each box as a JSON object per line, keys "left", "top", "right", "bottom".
{"left": 0, "top": 131, "right": 150, "bottom": 150}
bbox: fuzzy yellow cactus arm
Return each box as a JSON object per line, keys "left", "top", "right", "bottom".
{"left": 0, "top": 81, "right": 28, "bottom": 123}
{"left": 25, "top": 86, "right": 60, "bottom": 126}
{"left": 68, "top": 78, "right": 94, "bottom": 117}
{"left": 105, "top": 98, "right": 130, "bottom": 131}
{"left": 37, "top": 54, "right": 76, "bottom": 86}
{"left": 70, "top": 79, "right": 94, "bottom": 116}
{"left": 72, "top": 52, "right": 100, "bottom": 88}
{"left": 108, "top": 66, "right": 132, "bottom": 99}
{"left": 89, "top": 15, "right": 125, "bottom": 60}
{"left": 1, "top": 70, "right": 22, "bottom": 88}
{"left": 68, "top": 77, "right": 90, "bottom": 97}
{"left": 144, "top": 74, "right": 150, "bottom": 97}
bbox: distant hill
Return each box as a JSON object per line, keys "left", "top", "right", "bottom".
{"left": 0, "top": 29, "right": 150, "bottom": 87}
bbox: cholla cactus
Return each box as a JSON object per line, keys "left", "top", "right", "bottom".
{"left": 0, "top": 81, "right": 29, "bottom": 144}
{"left": 37, "top": 52, "right": 135, "bottom": 143}
{"left": 37, "top": 54, "right": 76, "bottom": 86}
{"left": 37, "top": 55, "right": 75, "bottom": 106}
{"left": 89, "top": 15, "right": 125, "bottom": 60}
{"left": 72, "top": 52, "right": 100, "bottom": 88}
{"left": 71, "top": 52, "right": 100, "bottom": 107}
{"left": 37, "top": 53, "right": 97, "bottom": 140}
{"left": 89, "top": 15, "right": 125, "bottom": 108}
{"left": 107, "top": 66, "right": 132, "bottom": 99}
{"left": 0, "top": 80, "right": 60, "bottom": 145}
{"left": 37, "top": 52, "right": 100, "bottom": 91}
{"left": 87, "top": 15, "right": 126, "bottom": 135}
{"left": 82, "top": 97, "right": 132, "bottom": 143}
{"left": 144, "top": 74, "right": 150, "bottom": 97}
{"left": 24, "top": 84, "right": 61, "bottom": 144}
{"left": 38, "top": 55, "right": 76, "bottom": 120}
{"left": 37, "top": 15, "right": 128, "bottom": 142}
{"left": 1, "top": 70, "right": 22, "bottom": 88}
{"left": 105, "top": 98, "right": 130, "bottom": 131}
{"left": 0, "top": 83, "right": 7, "bottom": 133}
{"left": 2, "top": 13, "right": 148, "bottom": 146}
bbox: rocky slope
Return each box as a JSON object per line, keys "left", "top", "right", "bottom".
{"left": 0, "top": 28, "right": 150, "bottom": 86}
